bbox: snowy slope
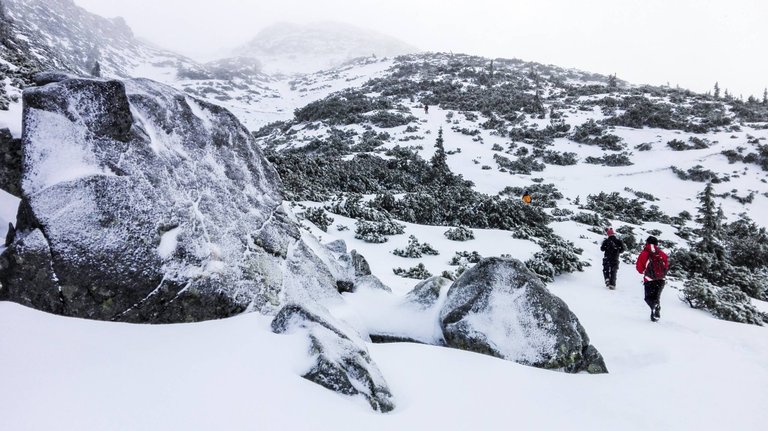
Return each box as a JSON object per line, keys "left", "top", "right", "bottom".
{"left": 2, "top": 243, "right": 767, "bottom": 430}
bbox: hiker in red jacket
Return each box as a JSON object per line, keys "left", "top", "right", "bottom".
{"left": 635, "top": 236, "right": 669, "bottom": 322}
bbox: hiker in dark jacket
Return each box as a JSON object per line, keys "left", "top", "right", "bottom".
{"left": 635, "top": 235, "right": 669, "bottom": 322}
{"left": 600, "top": 227, "right": 625, "bottom": 290}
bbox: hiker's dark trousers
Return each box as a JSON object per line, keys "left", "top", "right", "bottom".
{"left": 644, "top": 280, "right": 665, "bottom": 309}
{"left": 602, "top": 258, "right": 619, "bottom": 286}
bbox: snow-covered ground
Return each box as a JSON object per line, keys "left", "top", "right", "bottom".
{"left": 2, "top": 230, "right": 767, "bottom": 430}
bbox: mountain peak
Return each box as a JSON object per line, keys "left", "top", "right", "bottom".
{"left": 232, "top": 21, "right": 419, "bottom": 75}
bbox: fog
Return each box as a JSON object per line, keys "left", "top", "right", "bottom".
{"left": 75, "top": 0, "right": 767, "bottom": 98}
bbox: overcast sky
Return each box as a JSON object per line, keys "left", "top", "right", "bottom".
{"left": 75, "top": 0, "right": 767, "bottom": 98}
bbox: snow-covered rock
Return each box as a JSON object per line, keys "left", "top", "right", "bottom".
{"left": 0, "top": 74, "right": 344, "bottom": 322}
{"left": 352, "top": 275, "right": 391, "bottom": 293}
{"left": 439, "top": 257, "right": 608, "bottom": 373}
{"left": 271, "top": 303, "right": 395, "bottom": 412}
{"left": 405, "top": 276, "right": 451, "bottom": 309}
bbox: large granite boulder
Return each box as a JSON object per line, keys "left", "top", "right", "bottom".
{"left": 0, "top": 75, "right": 341, "bottom": 322}
{"left": 439, "top": 257, "right": 608, "bottom": 373}
{"left": 271, "top": 303, "right": 395, "bottom": 413}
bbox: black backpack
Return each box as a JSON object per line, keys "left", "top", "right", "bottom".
{"left": 645, "top": 249, "right": 668, "bottom": 280}
{"left": 603, "top": 237, "right": 623, "bottom": 259}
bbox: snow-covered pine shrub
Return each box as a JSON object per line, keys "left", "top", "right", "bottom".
{"left": 550, "top": 208, "right": 573, "bottom": 217}
{"left": 635, "top": 142, "right": 653, "bottom": 151}
{"left": 570, "top": 119, "right": 605, "bottom": 142}
{"left": 671, "top": 165, "right": 728, "bottom": 183}
{"left": 368, "top": 110, "right": 416, "bottom": 128}
{"left": 451, "top": 126, "right": 480, "bottom": 136}
{"left": 449, "top": 251, "right": 482, "bottom": 266}
{"left": 571, "top": 212, "right": 605, "bottom": 226}
{"left": 542, "top": 150, "right": 578, "bottom": 165}
{"left": 493, "top": 153, "right": 545, "bottom": 174}
{"left": 583, "top": 192, "right": 670, "bottom": 225}
{"left": 526, "top": 236, "right": 587, "bottom": 282}
{"left": 354, "top": 219, "right": 405, "bottom": 243}
{"left": 670, "top": 249, "right": 768, "bottom": 300}
{"left": 616, "top": 225, "right": 638, "bottom": 252}
{"left": 741, "top": 144, "right": 768, "bottom": 171}
{"left": 444, "top": 226, "right": 475, "bottom": 241}
{"left": 525, "top": 255, "right": 556, "bottom": 282}
{"left": 584, "top": 152, "right": 633, "bottom": 166}
{"left": 392, "top": 235, "right": 440, "bottom": 258}
{"left": 303, "top": 207, "right": 334, "bottom": 232}
{"left": 682, "top": 277, "right": 768, "bottom": 326}
{"left": 393, "top": 263, "right": 432, "bottom": 279}
{"left": 688, "top": 136, "right": 710, "bottom": 149}
{"left": 325, "top": 194, "right": 389, "bottom": 222}
{"left": 623, "top": 187, "right": 658, "bottom": 202}
{"left": 293, "top": 89, "right": 394, "bottom": 125}
{"left": 491, "top": 143, "right": 504, "bottom": 151}
{"left": 667, "top": 139, "right": 688, "bottom": 151}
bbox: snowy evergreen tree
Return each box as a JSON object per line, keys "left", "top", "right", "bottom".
{"left": 607, "top": 73, "right": 617, "bottom": 89}
{"left": 695, "top": 182, "right": 725, "bottom": 258}
{"left": 430, "top": 127, "right": 451, "bottom": 183}
{"left": 713, "top": 82, "right": 720, "bottom": 99}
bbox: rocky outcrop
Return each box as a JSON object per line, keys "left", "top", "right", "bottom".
{"left": 0, "top": 128, "right": 22, "bottom": 196}
{"left": 405, "top": 276, "right": 451, "bottom": 309}
{"left": 0, "top": 74, "right": 342, "bottom": 322}
{"left": 271, "top": 304, "right": 395, "bottom": 413}
{"left": 352, "top": 275, "right": 391, "bottom": 293}
{"left": 439, "top": 257, "right": 608, "bottom": 374}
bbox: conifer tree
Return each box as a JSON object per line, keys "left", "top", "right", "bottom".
{"left": 607, "top": 73, "right": 617, "bottom": 89}
{"left": 763, "top": 88, "right": 767, "bottom": 105}
{"left": 695, "top": 182, "right": 725, "bottom": 258}
{"left": 713, "top": 82, "right": 720, "bottom": 99}
{"left": 430, "top": 127, "right": 451, "bottom": 182}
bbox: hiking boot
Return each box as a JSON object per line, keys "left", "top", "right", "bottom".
{"left": 609, "top": 285, "right": 616, "bottom": 290}
{"left": 654, "top": 304, "right": 661, "bottom": 319}
{"left": 650, "top": 311, "right": 658, "bottom": 322}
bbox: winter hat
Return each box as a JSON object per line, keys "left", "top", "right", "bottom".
{"left": 646, "top": 235, "right": 658, "bottom": 245}
{"left": 606, "top": 227, "right": 615, "bottom": 236}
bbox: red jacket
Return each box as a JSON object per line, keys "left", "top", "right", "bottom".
{"left": 635, "top": 244, "right": 669, "bottom": 282}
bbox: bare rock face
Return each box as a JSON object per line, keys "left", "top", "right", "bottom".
{"left": 439, "top": 257, "right": 608, "bottom": 374}
{"left": 0, "top": 75, "right": 340, "bottom": 322}
{"left": 0, "top": 128, "right": 22, "bottom": 196}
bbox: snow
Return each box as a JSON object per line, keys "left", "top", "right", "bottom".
{"left": 0, "top": 189, "right": 20, "bottom": 253}
{"left": 0, "top": 83, "right": 23, "bottom": 137}
{"left": 22, "top": 109, "right": 116, "bottom": 194}
{"left": 157, "top": 226, "right": 180, "bottom": 259}
{"left": 2, "top": 254, "right": 767, "bottom": 431}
